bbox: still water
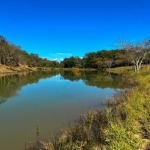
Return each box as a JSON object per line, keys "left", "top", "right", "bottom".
{"left": 0, "top": 71, "right": 129, "bottom": 150}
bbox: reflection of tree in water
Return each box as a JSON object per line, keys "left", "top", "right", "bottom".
{"left": 59, "top": 71, "right": 133, "bottom": 89}
{"left": 0, "top": 98, "right": 7, "bottom": 105}
{"left": 60, "top": 71, "right": 81, "bottom": 82}
{"left": 0, "top": 71, "right": 59, "bottom": 105}
{"left": 0, "top": 70, "right": 133, "bottom": 106}
{"left": 83, "top": 72, "right": 129, "bottom": 89}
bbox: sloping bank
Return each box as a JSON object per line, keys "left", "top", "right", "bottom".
{"left": 0, "top": 64, "right": 53, "bottom": 78}
{"left": 0, "top": 64, "right": 36, "bottom": 75}
{"left": 26, "top": 67, "right": 150, "bottom": 150}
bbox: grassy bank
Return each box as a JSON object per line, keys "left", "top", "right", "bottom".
{"left": 26, "top": 67, "right": 150, "bottom": 150}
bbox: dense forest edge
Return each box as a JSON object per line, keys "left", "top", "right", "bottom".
{"left": 1, "top": 35, "right": 150, "bottom": 149}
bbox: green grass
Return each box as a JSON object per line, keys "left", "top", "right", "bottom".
{"left": 104, "top": 66, "right": 150, "bottom": 149}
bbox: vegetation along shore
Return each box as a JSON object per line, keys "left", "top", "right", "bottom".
{"left": 24, "top": 66, "right": 150, "bottom": 150}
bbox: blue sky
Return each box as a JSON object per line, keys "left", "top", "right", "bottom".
{"left": 0, "top": 0, "right": 150, "bottom": 61}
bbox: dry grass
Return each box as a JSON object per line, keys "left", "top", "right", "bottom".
{"left": 0, "top": 64, "right": 38, "bottom": 77}
{"left": 0, "top": 64, "right": 14, "bottom": 73}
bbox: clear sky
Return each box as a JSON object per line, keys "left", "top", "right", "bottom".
{"left": 0, "top": 0, "right": 150, "bottom": 61}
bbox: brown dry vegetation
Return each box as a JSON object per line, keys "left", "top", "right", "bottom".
{"left": 0, "top": 64, "right": 54, "bottom": 78}
{"left": 0, "top": 64, "right": 32, "bottom": 73}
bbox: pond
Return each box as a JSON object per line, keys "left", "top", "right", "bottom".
{"left": 0, "top": 70, "right": 130, "bottom": 150}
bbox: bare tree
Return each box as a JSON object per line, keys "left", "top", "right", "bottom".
{"left": 105, "top": 59, "right": 113, "bottom": 69}
{"left": 117, "top": 38, "right": 150, "bottom": 72}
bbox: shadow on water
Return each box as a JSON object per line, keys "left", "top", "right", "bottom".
{"left": 0, "top": 70, "right": 133, "bottom": 105}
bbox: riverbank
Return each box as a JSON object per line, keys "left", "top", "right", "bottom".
{"left": 0, "top": 64, "right": 36, "bottom": 74}
{"left": 25, "top": 67, "right": 150, "bottom": 150}
{"left": 0, "top": 65, "right": 97, "bottom": 74}
{"left": 0, "top": 65, "right": 98, "bottom": 79}
{"left": 0, "top": 64, "right": 27, "bottom": 78}
{"left": 0, "top": 64, "right": 54, "bottom": 79}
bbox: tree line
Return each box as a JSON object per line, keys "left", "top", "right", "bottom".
{"left": 60, "top": 50, "right": 127, "bottom": 69}
{"left": 0, "top": 35, "right": 150, "bottom": 72}
{"left": 61, "top": 37, "right": 150, "bottom": 72}
{"left": 0, "top": 35, "right": 59, "bottom": 68}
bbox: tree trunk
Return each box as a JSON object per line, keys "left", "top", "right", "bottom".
{"left": 134, "top": 65, "right": 137, "bottom": 72}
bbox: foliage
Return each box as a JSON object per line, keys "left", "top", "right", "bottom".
{"left": 60, "top": 49, "right": 140, "bottom": 69}
{"left": 0, "top": 35, "right": 59, "bottom": 68}
{"left": 60, "top": 56, "right": 82, "bottom": 68}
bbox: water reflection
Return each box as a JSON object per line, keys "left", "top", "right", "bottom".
{"left": 0, "top": 70, "right": 131, "bottom": 105}
{"left": 0, "top": 71, "right": 59, "bottom": 105}
{"left": 0, "top": 70, "right": 133, "bottom": 150}
{"left": 60, "top": 71, "right": 131, "bottom": 89}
